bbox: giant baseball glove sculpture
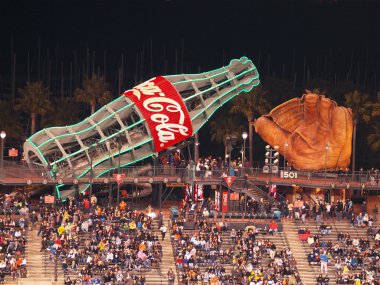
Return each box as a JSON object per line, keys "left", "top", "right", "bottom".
{"left": 254, "top": 91, "right": 353, "bottom": 171}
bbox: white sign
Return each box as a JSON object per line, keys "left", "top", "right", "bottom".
{"left": 280, "top": 170, "right": 298, "bottom": 179}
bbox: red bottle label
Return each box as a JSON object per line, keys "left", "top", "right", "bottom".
{"left": 123, "top": 76, "right": 193, "bottom": 152}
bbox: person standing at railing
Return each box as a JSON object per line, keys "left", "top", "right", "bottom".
{"left": 345, "top": 168, "right": 350, "bottom": 183}
{"left": 179, "top": 159, "right": 187, "bottom": 179}
{"left": 315, "top": 203, "right": 323, "bottom": 224}
{"left": 361, "top": 201, "right": 368, "bottom": 215}
{"left": 90, "top": 194, "right": 97, "bottom": 208}
{"left": 239, "top": 195, "right": 245, "bottom": 212}
{"left": 373, "top": 204, "right": 378, "bottom": 222}
{"left": 301, "top": 206, "right": 307, "bottom": 223}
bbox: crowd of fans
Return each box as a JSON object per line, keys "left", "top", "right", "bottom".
{"left": 282, "top": 198, "right": 378, "bottom": 226}
{"left": 0, "top": 193, "right": 30, "bottom": 281}
{"left": 305, "top": 228, "right": 380, "bottom": 284}
{"left": 161, "top": 151, "right": 380, "bottom": 188}
{"left": 290, "top": 198, "right": 380, "bottom": 285}
{"left": 161, "top": 152, "right": 249, "bottom": 180}
{"left": 170, "top": 211, "right": 300, "bottom": 285}
{"left": 2, "top": 167, "right": 380, "bottom": 285}
{"left": 37, "top": 197, "right": 162, "bottom": 285}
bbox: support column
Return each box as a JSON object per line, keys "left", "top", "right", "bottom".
{"left": 159, "top": 183, "right": 163, "bottom": 212}
{"left": 219, "top": 180, "right": 222, "bottom": 214}
{"left": 152, "top": 184, "right": 160, "bottom": 207}
{"left": 228, "top": 186, "right": 230, "bottom": 212}
{"left": 194, "top": 133, "right": 199, "bottom": 163}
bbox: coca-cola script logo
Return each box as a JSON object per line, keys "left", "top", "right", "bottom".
{"left": 123, "top": 76, "right": 193, "bottom": 152}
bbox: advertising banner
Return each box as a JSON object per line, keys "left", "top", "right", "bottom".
{"left": 223, "top": 176, "right": 235, "bottom": 187}
{"left": 230, "top": 192, "right": 239, "bottom": 201}
{"left": 123, "top": 76, "right": 193, "bottom": 152}
{"left": 113, "top": 173, "right": 125, "bottom": 185}
{"left": 44, "top": 195, "right": 55, "bottom": 204}
{"left": 222, "top": 191, "right": 228, "bottom": 212}
{"left": 8, "top": 148, "right": 18, "bottom": 157}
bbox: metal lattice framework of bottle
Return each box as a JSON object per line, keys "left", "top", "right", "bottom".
{"left": 23, "top": 57, "right": 260, "bottom": 195}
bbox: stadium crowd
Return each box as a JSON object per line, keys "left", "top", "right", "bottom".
{"left": 290, "top": 198, "right": 380, "bottom": 285}
{"left": 170, "top": 210, "right": 301, "bottom": 285}
{"left": 37, "top": 197, "right": 162, "bottom": 285}
{"left": 0, "top": 193, "right": 30, "bottom": 281}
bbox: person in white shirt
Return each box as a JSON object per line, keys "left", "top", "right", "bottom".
{"left": 0, "top": 260, "right": 6, "bottom": 269}
{"left": 106, "top": 251, "right": 114, "bottom": 263}
{"left": 90, "top": 195, "right": 97, "bottom": 206}
{"left": 81, "top": 220, "right": 89, "bottom": 232}
{"left": 14, "top": 230, "right": 22, "bottom": 238}
{"left": 21, "top": 257, "right": 27, "bottom": 267}
{"left": 116, "top": 270, "right": 123, "bottom": 282}
{"left": 160, "top": 224, "right": 167, "bottom": 241}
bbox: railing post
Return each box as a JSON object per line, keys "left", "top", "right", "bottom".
{"left": 55, "top": 255, "right": 58, "bottom": 281}
{"left": 44, "top": 251, "right": 47, "bottom": 277}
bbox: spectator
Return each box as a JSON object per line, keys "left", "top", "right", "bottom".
{"left": 160, "top": 224, "right": 167, "bottom": 241}
{"left": 167, "top": 268, "right": 175, "bottom": 283}
{"left": 320, "top": 251, "right": 329, "bottom": 274}
{"left": 269, "top": 220, "right": 279, "bottom": 235}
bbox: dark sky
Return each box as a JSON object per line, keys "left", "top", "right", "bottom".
{"left": 0, "top": 0, "right": 379, "bottom": 163}
{"left": 1, "top": 0, "right": 379, "bottom": 85}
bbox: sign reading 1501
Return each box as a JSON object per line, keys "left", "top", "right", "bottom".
{"left": 280, "top": 171, "right": 298, "bottom": 179}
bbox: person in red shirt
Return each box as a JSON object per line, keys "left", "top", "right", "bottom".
{"left": 83, "top": 198, "right": 90, "bottom": 213}
{"left": 269, "top": 220, "right": 278, "bottom": 235}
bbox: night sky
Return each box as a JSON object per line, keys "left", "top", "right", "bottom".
{"left": 0, "top": 0, "right": 379, "bottom": 164}
{"left": 1, "top": 0, "right": 379, "bottom": 82}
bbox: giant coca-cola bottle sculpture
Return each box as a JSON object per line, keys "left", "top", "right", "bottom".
{"left": 23, "top": 57, "right": 259, "bottom": 192}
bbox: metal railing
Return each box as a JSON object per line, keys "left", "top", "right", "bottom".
{"left": 1, "top": 162, "right": 379, "bottom": 189}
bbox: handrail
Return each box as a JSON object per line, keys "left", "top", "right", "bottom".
{"left": 1, "top": 159, "right": 378, "bottom": 179}
{"left": 54, "top": 254, "right": 58, "bottom": 282}
{"left": 233, "top": 178, "right": 286, "bottom": 204}
{"left": 293, "top": 220, "right": 318, "bottom": 283}
{"left": 248, "top": 179, "right": 287, "bottom": 203}
{"left": 301, "top": 190, "right": 318, "bottom": 206}
{"left": 224, "top": 178, "right": 274, "bottom": 203}
{"left": 44, "top": 250, "right": 47, "bottom": 277}
{"left": 1, "top": 164, "right": 380, "bottom": 190}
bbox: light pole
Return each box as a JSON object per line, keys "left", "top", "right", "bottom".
{"left": 225, "top": 154, "right": 229, "bottom": 169}
{"left": 225, "top": 135, "right": 231, "bottom": 169}
{"left": 0, "top": 131, "right": 6, "bottom": 177}
{"left": 194, "top": 133, "right": 199, "bottom": 164}
{"left": 117, "top": 139, "right": 122, "bottom": 206}
{"left": 325, "top": 143, "right": 329, "bottom": 179}
{"left": 264, "top": 145, "right": 279, "bottom": 189}
{"left": 108, "top": 148, "right": 112, "bottom": 206}
{"left": 284, "top": 141, "right": 288, "bottom": 170}
{"left": 242, "top": 132, "right": 247, "bottom": 169}
{"left": 89, "top": 145, "right": 94, "bottom": 199}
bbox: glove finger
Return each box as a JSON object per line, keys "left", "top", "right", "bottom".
{"left": 318, "top": 96, "right": 335, "bottom": 130}
{"left": 302, "top": 93, "right": 318, "bottom": 124}
{"left": 254, "top": 116, "right": 290, "bottom": 151}
{"left": 331, "top": 107, "right": 353, "bottom": 167}
{"left": 269, "top": 98, "right": 303, "bottom": 133}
